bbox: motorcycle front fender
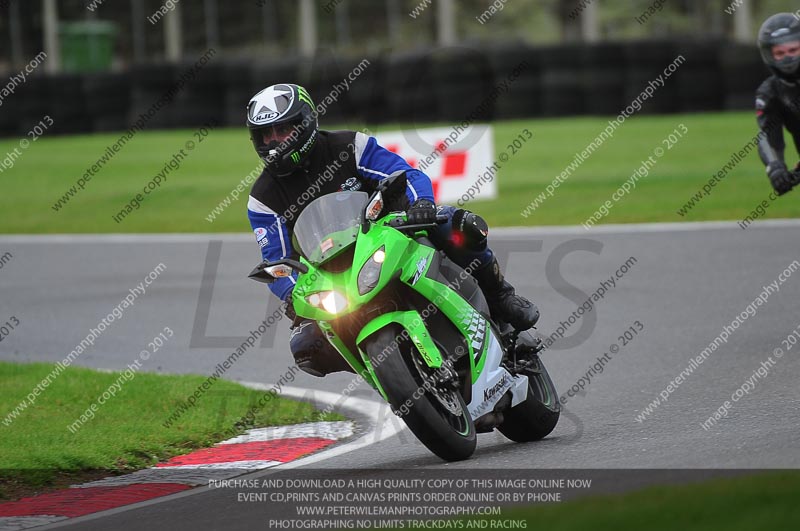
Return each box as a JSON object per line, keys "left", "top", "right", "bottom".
{"left": 356, "top": 310, "right": 444, "bottom": 373}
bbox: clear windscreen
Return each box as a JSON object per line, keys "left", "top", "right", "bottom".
{"left": 293, "top": 191, "right": 368, "bottom": 264}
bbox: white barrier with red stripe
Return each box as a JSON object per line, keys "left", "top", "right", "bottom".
{"left": 0, "top": 421, "right": 354, "bottom": 530}
{"left": 375, "top": 125, "right": 497, "bottom": 204}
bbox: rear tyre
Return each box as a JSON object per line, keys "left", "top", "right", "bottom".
{"left": 364, "top": 324, "right": 476, "bottom": 461}
{"left": 498, "top": 355, "right": 560, "bottom": 442}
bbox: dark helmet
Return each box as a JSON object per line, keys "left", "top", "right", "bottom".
{"left": 246, "top": 83, "right": 318, "bottom": 177}
{"left": 758, "top": 13, "right": 800, "bottom": 83}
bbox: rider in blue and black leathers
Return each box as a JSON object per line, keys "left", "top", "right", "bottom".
{"left": 246, "top": 84, "right": 538, "bottom": 376}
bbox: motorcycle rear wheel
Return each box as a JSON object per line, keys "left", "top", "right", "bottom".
{"left": 498, "top": 355, "right": 560, "bottom": 442}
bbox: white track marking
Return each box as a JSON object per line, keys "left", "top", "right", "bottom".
{"left": 222, "top": 421, "right": 355, "bottom": 444}
{"left": 240, "top": 384, "right": 408, "bottom": 469}
{"left": 1, "top": 219, "right": 799, "bottom": 244}
{"left": 31, "top": 384, "right": 402, "bottom": 529}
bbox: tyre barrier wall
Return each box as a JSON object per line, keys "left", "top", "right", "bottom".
{"left": 1, "top": 40, "right": 768, "bottom": 138}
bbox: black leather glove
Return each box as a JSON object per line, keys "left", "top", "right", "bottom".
{"left": 767, "top": 163, "right": 794, "bottom": 196}
{"left": 284, "top": 292, "right": 296, "bottom": 321}
{"left": 407, "top": 198, "right": 437, "bottom": 224}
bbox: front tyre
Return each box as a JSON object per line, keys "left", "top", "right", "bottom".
{"left": 498, "top": 355, "right": 560, "bottom": 442}
{"left": 364, "top": 325, "right": 476, "bottom": 461}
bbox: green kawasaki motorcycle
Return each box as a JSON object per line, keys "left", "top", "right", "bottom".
{"left": 249, "top": 173, "right": 559, "bottom": 461}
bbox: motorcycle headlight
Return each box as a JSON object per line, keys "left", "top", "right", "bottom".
{"left": 306, "top": 291, "right": 348, "bottom": 314}
{"left": 357, "top": 246, "right": 385, "bottom": 295}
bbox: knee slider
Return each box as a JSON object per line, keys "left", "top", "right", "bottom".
{"left": 289, "top": 321, "right": 349, "bottom": 376}
{"left": 289, "top": 321, "right": 325, "bottom": 374}
{"left": 452, "top": 209, "right": 488, "bottom": 250}
{"left": 289, "top": 321, "right": 322, "bottom": 352}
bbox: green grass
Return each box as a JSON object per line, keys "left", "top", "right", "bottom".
{"left": 378, "top": 472, "right": 799, "bottom": 531}
{"left": 1, "top": 112, "right": 799, "bottom": 233}
{"left": 0, "top": 361, "right": 342, "bottom": 498}
{"left": 492, "top": 472, "right": 800, "bottom": 531}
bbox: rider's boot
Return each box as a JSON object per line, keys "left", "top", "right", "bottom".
{"left": 473, "top": 256, "right": 539, "bottom": 331}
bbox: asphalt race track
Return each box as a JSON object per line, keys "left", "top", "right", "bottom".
{"left": 1, "top": 221, "right": 799, "bottom": 529}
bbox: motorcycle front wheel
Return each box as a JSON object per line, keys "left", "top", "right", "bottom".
{"left": 363, "top": 324, "right": 476, "bottom": 461}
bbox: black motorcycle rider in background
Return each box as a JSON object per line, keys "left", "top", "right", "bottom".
{"left": 756, "top": 13, "right": 800, "bottom": 195}
{"left": 246, "top": 83, "right": 538, "bottom": 377}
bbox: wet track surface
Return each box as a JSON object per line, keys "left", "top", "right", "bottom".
{"left": 1, "top": 222, "right": 798, "bottom": 529}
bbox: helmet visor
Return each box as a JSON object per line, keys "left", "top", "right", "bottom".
{"left": 251, "top": 117, "right": 304, "bottom": 154}
{"left": 771, "top": 39, "right": 800, "bottom": 59}
{"left": 762, "top": 40, "right": 800, "bottom": 75}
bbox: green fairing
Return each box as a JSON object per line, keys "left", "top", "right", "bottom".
{"left": 291, "top": 212, "right": 488, "bottom": 392}
{"left": 357, "top": 310, "right": 443, "bottom": 367}
{"left": 404, "top": 271, "right": 490, "bottom": 381}
{"left": 353, "top": 309, "right": 444, "bottom": 402}
{"left": 291, "top": 216, "right": 416, "bottom": 318}
{"left": 259, "top": 194, "right": 560, "bottom": 461}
